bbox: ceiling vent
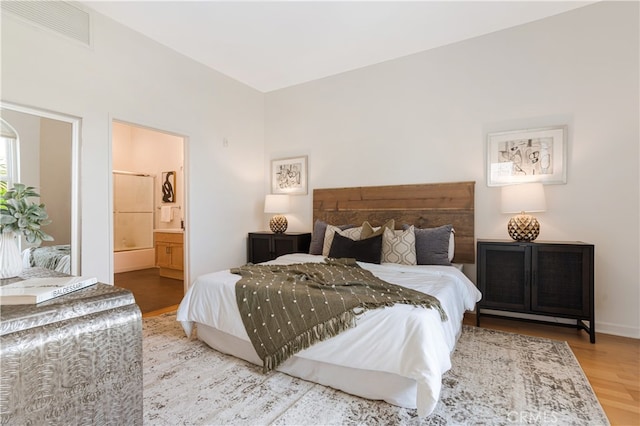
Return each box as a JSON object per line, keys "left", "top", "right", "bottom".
{"left": 1, "top": 1, "right": 90, "bottom": 46}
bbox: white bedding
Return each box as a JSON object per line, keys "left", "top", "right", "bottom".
{"left": 21, "top": 244, "right": 71, "bottom": 274}
{"left": 177, "top": 253, "right": 481, "bottom": 416}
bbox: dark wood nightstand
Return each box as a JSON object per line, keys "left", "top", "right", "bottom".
{"left": 247, "top": 232, "right": 311, "bottom": 264}
{"left": 476, "top": 239, "right": 595, "bottom": 343}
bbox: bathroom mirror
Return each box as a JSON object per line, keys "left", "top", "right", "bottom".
{"left": 0, "top": 101, "right": 81, "bottom": 276}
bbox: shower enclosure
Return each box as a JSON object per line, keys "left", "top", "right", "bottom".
{"left": 113, "top": 171, "right": 155, "bottom": 272}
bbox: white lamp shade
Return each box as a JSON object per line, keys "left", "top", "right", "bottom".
{"left": 501, "top": 183, "right": 546, "bottom": 214}
{"left": 264, "top": 194, "right": 290, "bottom": 213}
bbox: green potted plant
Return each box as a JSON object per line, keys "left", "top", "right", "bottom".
{"left": 0, "top": 183, "right": 53, "bottom": 278}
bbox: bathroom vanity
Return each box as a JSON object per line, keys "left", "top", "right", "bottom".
{"left": 154, "top": 229, "right": 184, "bottom": 280}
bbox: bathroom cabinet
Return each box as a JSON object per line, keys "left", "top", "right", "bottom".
{"left": 155, "top": 231, "right": 184, "bottom": 280}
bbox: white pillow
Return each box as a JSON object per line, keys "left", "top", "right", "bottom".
{"left": 322, "top": 225, "right": 362, "bottom": 256}
{"left": 382, "top": 226, "right": 417, "bottom": 265}
{"left": 449, "top": 228, "right": 455, "bottom": 262}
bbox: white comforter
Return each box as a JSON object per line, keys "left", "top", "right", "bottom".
{"left": 177, "top": 253, "right": 481, "bottom": 416}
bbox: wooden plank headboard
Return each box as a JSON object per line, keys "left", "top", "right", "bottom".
{"left": 313, "top": 181, "right": 475, "bottom": 264}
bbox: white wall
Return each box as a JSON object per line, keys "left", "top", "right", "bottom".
{"left": 1, "top": 6, "right": 266, "bottom": 283}
{"left": 265, "top": 2, "right": 640, "bottom": 338}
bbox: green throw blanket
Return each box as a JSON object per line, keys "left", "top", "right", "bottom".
{"left": 231, "top": 258, "right": 447, "bottom": 373}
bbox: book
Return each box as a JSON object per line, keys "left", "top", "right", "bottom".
{"left": 0, "top": 276, "right": 98, "bottom": 305}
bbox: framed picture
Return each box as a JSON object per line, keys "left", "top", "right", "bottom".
{"left": 161, "top": 171, "right": 176, "bottom": 203}
{"left": 487, "top": 125, "right": 567, "bottom": 186}
{"left": 271, "top": 156, "right": 308, "bottom": 195}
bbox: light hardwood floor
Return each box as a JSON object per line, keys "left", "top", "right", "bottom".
{"left": 465, "top": 314, "right": 639, "bottom": 426}
{"left": 142, "top": 302, "right": 638, "bottom": 425}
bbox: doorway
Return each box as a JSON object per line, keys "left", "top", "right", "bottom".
{"left": 112, "top": 120, "right": 186, "bottom": 314}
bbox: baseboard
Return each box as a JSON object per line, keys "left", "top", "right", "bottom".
{"left": 471, "top": 310, "right": 640, "bottom": 340}
{"left": 595, "top": 321, "right": 640, "bottom": 339}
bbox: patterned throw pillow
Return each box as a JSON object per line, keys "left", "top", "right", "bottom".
{"left": 360, "top": 219, "right": 395, "bottom": 239}
{"left": 382, "top": 226, "right": 417, "bottom": 265}
{"left": 322, "top": 225, "right": 362, "bottom": 256}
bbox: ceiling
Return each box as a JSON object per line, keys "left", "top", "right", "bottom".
{"left": 83, "top": 1, "right": 594, "bottom": 93}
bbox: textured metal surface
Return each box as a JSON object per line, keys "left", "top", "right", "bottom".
{"left": 0, "top": 270, "right": 142, "bottom": 425}
{"left": 1, "top": 268, "right": 137, "bottom": 337}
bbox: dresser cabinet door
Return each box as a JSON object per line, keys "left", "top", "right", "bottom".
{"left": 532, "top": 245, "right": 592, "bottom": 318}
{"left": 478, "top": 243, "right": 530, "bottom": 312}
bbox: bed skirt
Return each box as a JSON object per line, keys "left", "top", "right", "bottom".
{"left": 196, "top": 322, "right": 418, "bottom": 409}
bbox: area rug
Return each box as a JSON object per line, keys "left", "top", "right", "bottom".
{"left": 143, "top": 313, "right": 609, "bottom": 425}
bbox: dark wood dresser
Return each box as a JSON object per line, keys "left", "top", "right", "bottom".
{"left": 476, "top": 239, "right": 595, "bottom": 343}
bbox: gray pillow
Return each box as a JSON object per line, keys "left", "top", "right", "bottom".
{"left": 404, "top": 224, "right": 453, "bottom": 265}
{"left": 309, "top": 220, "right": 354, "bottom": 255}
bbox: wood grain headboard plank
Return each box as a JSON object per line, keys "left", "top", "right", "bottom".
{"left": 313, "top": 181, "right": 475, "bottom": 264}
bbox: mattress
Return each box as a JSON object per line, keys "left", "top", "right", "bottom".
{"left": 177, "top": 253, "right": 481, "bottom": 416}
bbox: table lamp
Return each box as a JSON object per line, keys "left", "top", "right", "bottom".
{"left": 501, "top": 182, "right": 546, "bottom": 242}
{"left": 264, "top": 194, "right": 290, "bottom": 233}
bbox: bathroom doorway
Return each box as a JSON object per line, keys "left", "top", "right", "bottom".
{"left": 111, "top": 120, "right": 186, "bottom": 314}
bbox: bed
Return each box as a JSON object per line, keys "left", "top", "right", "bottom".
{"left": 177, "top": 181, "right": 481, "bottom": 417}
{"left": 21, "top": 244, "right": 71, "bottom": 274}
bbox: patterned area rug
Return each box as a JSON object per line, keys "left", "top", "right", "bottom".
{"left": 143, "top": 313, "right": 609, "bottom": 425}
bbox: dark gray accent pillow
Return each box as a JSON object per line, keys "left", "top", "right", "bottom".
{"left": 309, "top": 220, "right": 354, "bottom": 255}
{"left": 404, "top": 224, "right": 452, "bottom": 265}
{"left": 328, "top": 232, "right": 383, "bottom": 264}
